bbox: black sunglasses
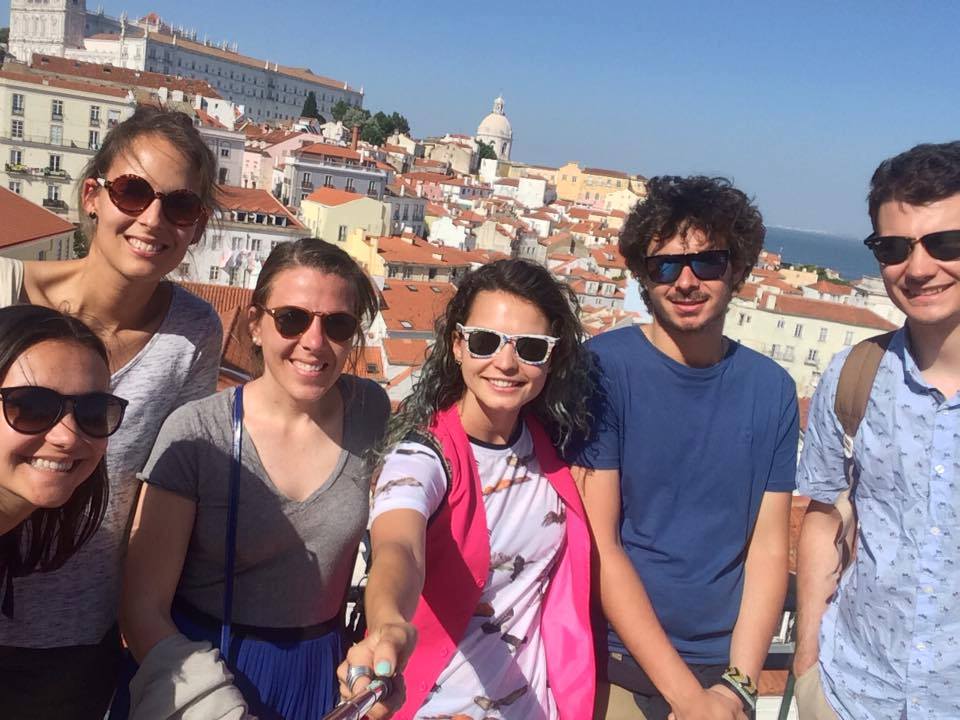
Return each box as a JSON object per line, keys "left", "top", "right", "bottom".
{"left": 864, "top": 230, "right": 960, "bottom": 265}
{"left": 645, "top": 249, "right": 730, "bottom": 284}
{"left": 259, "top": 305, "right": 359, "bottom": 342}
{"left": 0, "top": 386, "right": 128, "bottom": 439}
{"left": 97, "top": 174, "right": 205, "bottom": 227}
{"left": 456, "top": 324, "right": 559, "bottom": 365}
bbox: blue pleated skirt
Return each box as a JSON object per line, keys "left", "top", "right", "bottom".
{"left": 111, "top": 602, "right": 343, "bottom": 720}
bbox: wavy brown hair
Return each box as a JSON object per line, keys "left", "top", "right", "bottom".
{"left": 0, "top": 305, "right": 111, "bottom": 580}
{"left": 377, "top": 259, "right": 593, "bottom": 466}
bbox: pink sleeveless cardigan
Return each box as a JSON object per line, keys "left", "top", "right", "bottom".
{"left": 396, "top": 404, "right": 595, "bottom": 719}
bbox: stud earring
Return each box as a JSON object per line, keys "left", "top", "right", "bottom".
{"left": 88, "top": 211, "right": 97, "bottom": 220}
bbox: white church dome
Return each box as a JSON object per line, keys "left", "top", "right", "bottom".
{"left": 477, "top": 95, "right": 513, "bottom": 141}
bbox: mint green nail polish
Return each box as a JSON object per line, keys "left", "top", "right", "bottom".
{"left": 375, "top": 660, "right": 392, "bottom": 676}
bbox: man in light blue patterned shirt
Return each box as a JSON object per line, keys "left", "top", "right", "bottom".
{"left": 795, "top": 141, "right": 960, "bottom": 719}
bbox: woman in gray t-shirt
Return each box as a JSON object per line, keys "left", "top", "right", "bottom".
{"left": 121, "top": 239, "right": 390, "bottom": 720}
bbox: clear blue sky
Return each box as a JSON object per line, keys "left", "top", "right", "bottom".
{"left": 4, "top": 1, "right": 959, "bottom": 236}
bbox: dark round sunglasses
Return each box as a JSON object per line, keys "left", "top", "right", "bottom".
{"left": 97, "top": 174, "right": 205, "bottom": 227}
{"left": 864, "top": 230, "right": 960, "bottom": 266}
{"left": 645, "top": 249, "right": 730, "bottom": 284}
{"left": 0, "top": 386, "right": 128, "bottom": 439}
{"left": 259, "top": 305, "right": 359, "bottom": 342}
{"left": 456, "top": 324, "right": 558, "bottom": 365}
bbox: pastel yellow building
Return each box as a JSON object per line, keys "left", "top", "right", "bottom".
{"left": 556, "top": 162, "right": 584, "bottom": 202}
{"left": 300, "top": 187, "right": 387, "bottom": 246}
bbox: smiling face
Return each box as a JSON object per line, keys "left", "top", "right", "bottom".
{"left": 876, "top": 194, "right": 960, "bottom": 330}
{"left": 643, "top": 227, "right": 735, "bottom": 335}
{"left": 0, "top": 340, "right": 110, "bottom": 510}
{"left": 81, "top": 133, "right": 206, "bottom": 282}
{"left": 452, "top": 290, "right": 552, "bottom": 441}
{"left": 248, "top": 267, "right": 357, "bottom": 406}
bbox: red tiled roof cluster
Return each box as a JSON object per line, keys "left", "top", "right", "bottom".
{"left": 773, "top": 295, "right": 898, "bottom": 331}
{"left": 0, "top": 187, "right": 75, "bottom": 248}
{"left": 217, "top": 186, "right": 304, "bottom": 227}
{"left": 380, "top": 280, "right": 456, "bottom": 332}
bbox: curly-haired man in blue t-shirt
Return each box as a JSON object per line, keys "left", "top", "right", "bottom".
{"left": 571, "top": 175, "right": 799, "bottom": 720}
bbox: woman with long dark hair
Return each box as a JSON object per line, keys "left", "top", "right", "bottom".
{"left": 121, "top": 239, "right": 390, "bottom": 719}
{"left": 0, "top": 106, "right": 222, "bottom": 717}
{"left": 339, "top": 259, "right": 596, "bottom": 720}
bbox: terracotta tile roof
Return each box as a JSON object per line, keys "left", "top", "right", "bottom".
{"left": 493, "top": 178, "right": 520, "bottom": 187}
{"left": 383, "top": 338, "right": 429, "bottom": 366}
{"left": 30, "top": 53, "right": 220, "bottom": 98}
{"left": 303, "top": 187, "right": 367, "bottom": 206}
{"left": 178, "top": 282, "right": 256, "bottom": 376}
{"left": 736, "top": 282, "right": 761, "bottom": 300}
{"left": 463, "top": 248, "right": 510, "bottom": 264}
{"left": 398, "top": 171, "right": 453, "bottom": 184}
{"left": 773, "top": 295, "right": 898, "bottom": 331}
{"left": 299, "top": 143, "right": 363, "bottom": 162}
{"left": 0, "top": 68, "right": 129, "bottom": 98}
{"left": 807, "top": 280, "right": 854, "bottom": 296}
{"left": 425, "top": 203, "right": 448, "bottom": 217}
{"left": 750, "top": 267, "right": 784, "bottom": 280}
{"left": 195, "top": 108, "right": 227, "bottom": 129}
{"left": 380, "top": 280, "right": 456, "bottom": 332}
{"left": 217, "top": 186, "right": 304, "bottom": 227}
{"left": 583, "top": 167, "right": 629, "bottom": 179}
{"left": 377, "top": 236, "right": 471, "bottom": 267}
{"left": 760, "top": 278, "right": 804, "bottom": 295}
{"left": 590, "top": 248, "right": 627, "bottom": 270}
{"left": 145, "top": 32, "right": 357, "bottom": 92}
{"left": 382, "top": 144, "right": 408, "bottom": 155}
{"left": 355, "top": 346, "right": 386, "bottom": 382}
{"left": 0, "top": 188, "right": 75, "bottom": 248}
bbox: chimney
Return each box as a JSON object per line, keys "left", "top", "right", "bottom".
{"left": 351, "top": 125, "right": 359, "bottom": 151}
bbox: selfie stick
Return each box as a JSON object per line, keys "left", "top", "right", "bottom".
{"left": 320, "top": 677, "right": 393, "bottom": 720}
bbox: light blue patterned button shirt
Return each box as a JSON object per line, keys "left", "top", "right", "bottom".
{"left": 798, "top": 328, "right": 960, "bottom": 720}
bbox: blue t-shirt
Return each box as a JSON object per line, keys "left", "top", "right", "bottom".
{"left": 572, "top": 326, "right": 798, "bottom": 663}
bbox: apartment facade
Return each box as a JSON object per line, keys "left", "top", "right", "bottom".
{"left": 0, "top": 68, "right": 134, "bottom": 221}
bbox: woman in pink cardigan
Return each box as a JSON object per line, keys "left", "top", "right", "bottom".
{"left": 338, "top": 259, "right": 596, "bottom": 720}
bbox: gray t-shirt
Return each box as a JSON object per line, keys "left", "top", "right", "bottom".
{"left": 0, "top": 283, "right": 222, "bottom": 647}
{"left": 142, "top": 375, "right": 389, "bottom": 628}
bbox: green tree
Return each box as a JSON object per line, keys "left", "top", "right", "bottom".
{"left": 72, "top": 229, "right": 89, "bottom": 259}
{"left": 342, "top": 107, "right": 370, "bottom": 129}
{"left": 390, "top": 112, "right": 410, "bottom": 136}
{"left": 361, "top": 121, "right": 386, "bottom": 147}
{"left": 301, "top": 91, "right": 322, "bottom": 121}
{"left": 372, "top": 111, "right": 394, "bottom": 137}
{"left": 331, "top": 100, "right": 350, "bottom": 122}
{"left": 477, "top": 139, "right": 498, "bottom": 162}
{"left": 0, "top": 27, "right": 9, "bottom": 45}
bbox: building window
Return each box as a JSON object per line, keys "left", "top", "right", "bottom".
{"left": 8, "top": 181, "right": 21, "bottom": 194}
{"left": 9, "top": 149, "right": 22, "bottom": 166}
{"left": 324, "top": 175, "right": 333, "bottom": 188}
{"left": 345, "top": 178, "right": 355, "bottom": 192}
{"left": 337, "top": 225, "right": 348, "bottom": 242}
{"left": 107, "top": 109, "right": 120, "bottom": 129}
{"left": 11, "top": 94, "right": 24, "bottom": 115}
{"left": 843, "top": 330, "right": 854, "bottom": 346}
{"left": 220, "top": 147, "right": 230, "bottom": 158}
{"left": 794, "top": 323, "right": 803, "bottom": 338}
{"left": 232, "top": 236, "right": 243, "bottom": 250}
{"left": 818, "top": 327, "right": 828, "bottom": 342}
{"left": 179, "top": 262, "right": 190, "bottom": 276}
{"left": 209, "top": 266, "right": 221, "bottom": 281}
{"left": 250, "top": 238, "right": 261, "bottom": 252}
{"left": 51, "top": 99, "right": 64, "bottom": 120}
{"left": 50, "top": 125, "right": 63, "bottom": 145}
{"left": 47, "top": 185, "right": 61, "bottom": 201}
{"left": 90, "top": 105, "right": 101, "bottom": 124}
{"left": 776, "top": 318, "right": 785, "bottom": 329}
{"left": 368, "top": 180, "right": 377, "bottom": 195}
{"left": 399, "top": 320, "right": 413, "bottom": 329}
{"left": 806, "top": 348, "right": 820, "bottom": 363}
{"left": 218, "top": 167, "right": 228, "bottom": 184}
{"left": 88, "top": 130, "right": 100, "bottom": 149}
{"left": 11, "top": 120, "right": 23, "bottom": 139}
{"left": 48, "top": 154, "right": 62, "bottom": 171}
{"left": 302, "top": 172, "right": 312, "bottom": 186}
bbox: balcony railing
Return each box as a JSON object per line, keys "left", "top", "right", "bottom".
{"left": 11, "top": 107, "right": 23, "bottom": 116}
{"left": 0, "top": 131, "right": 92, "bottom": 151}
{"left": 42, "top": 198, "right": 68, "bottom": 213}
{"left": 5, "top": 163, "right": 32, "bottom": 175}
{"left": 43, "top": 168, "right": 70, "bottom": 181}
{"left": 51, "top": 112, "right": 64, "bottom": 121}
{"left": 90, "top": 118, "right": 101, "bottom": 127}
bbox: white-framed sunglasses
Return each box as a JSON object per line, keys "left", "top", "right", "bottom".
{"left": 456, "top": 324, "right": 559, "bottom": 365}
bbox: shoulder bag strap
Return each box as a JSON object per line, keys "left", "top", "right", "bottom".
{"left": 831, "top": 330, "right": 895, "bottom": 572}
{"left": 221, "top": 384, "right": 244, "bottom": 662}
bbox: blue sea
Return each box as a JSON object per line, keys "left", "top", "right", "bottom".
{"left": 764, "top": 226, "right": 878, "bottom": 281}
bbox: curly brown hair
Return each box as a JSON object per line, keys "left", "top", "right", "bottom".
{"left": 619, "top": 176, "right": 765, "bottom": 304}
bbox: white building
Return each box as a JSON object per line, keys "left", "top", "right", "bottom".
{"left": 6, "top": 3, "right": 364, "bottom": 124}
{"left": 172, "top": 186, "right": 305, "bottom": 288}
{"left": 475, "top": 95, "right": 513, "bottom": 161}
{"left": 281, "top": 141, "right": 388, "bottom": 210}
{"left": 726, "top": 287, "right": 899, "bottom": 396}
{"left": 0, "top": 66, "right": 135, "bottom": 221}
